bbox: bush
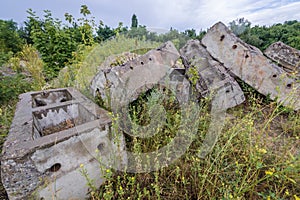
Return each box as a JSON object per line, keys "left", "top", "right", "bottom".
{"left": 0, "top": 74, "right": 32, "bottom": 104}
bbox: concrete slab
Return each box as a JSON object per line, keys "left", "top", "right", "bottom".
{"left": 264, "top": 41, "right": 300, "bottom": 76}
{"left": 202, "top": 22, "right": 300, "bottom": 110}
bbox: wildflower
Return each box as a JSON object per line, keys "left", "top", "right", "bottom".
{"left": 267, "top": 196, "right": 271, "bottom": 200}
{"left": 229, "top": 194, "right": 233, "bottom": 199}
{"left": 265, "top": 168, "right": 275, "bottom": 176}
{"left": 106, "top": 169, "right": 111, "bottom": 173}
{"left": 80, "top": 164, "right": 84, "bottom": 168}
{"left": 257, "top": 148, "right": 267, "bottom": 154}
{"left": 294, "top": 195, "right": 300, "bottom": 200}
{"left": 285, "top": 189, "right": 289, "bottom": 196}
{"left": 119, "top": 186, "right": 123, "bottom": 190}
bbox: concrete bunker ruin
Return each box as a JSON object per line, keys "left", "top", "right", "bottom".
{"left": 1, "top": 88, "right": 127, "bottom": 200}
{"left": 2, "top": 21, "right": 300, "bottom": 199}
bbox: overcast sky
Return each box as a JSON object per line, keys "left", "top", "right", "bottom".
{"left": 1, "top": 0, "right": 300, "bottom": 33}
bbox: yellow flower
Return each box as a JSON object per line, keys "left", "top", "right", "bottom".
{"left": 267, "top": 196, "right": 271, "bottom": 200}
{"left": 106, "top": 169, "right": 111, "bottom": 173}
{"left": 285, "top": 189, "right": 289, "bottom": 196}
{"left": 265, "top": 168, "right": 275, "bottom": 176}
{"left": 80, "top": 164, "right": 84, "bottom": 168}
{"left": 229, "top": 194, "right": 233, "bottom": 199}
{"left": 119, "top": 186, "right": 123, "bottom": 190}
{"left": 294, "top": 195, "right": 300, "bottom": 200}
{"left": 257, "top": 148, "right": 267, "bottom": 154}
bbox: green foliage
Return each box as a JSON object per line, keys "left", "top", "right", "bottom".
{"left": 26, "top": 5, "right": 96, "bottom": 80}
{"left": 0, "top": 73, "right": 31, "bottom": 104}
{"left": 239, "top": 20, "right": 300, "bottom": 51}
{"left": 26, "top": 9, "right": 78, "bottom": 79}
{"left": 8, "top": 44, "right": 45, "bottom": 90}
{"left": 229, "top": 18, "right": 251, "bottom": 36}
{"left": 131, "top": 14, "right": 138, "bottom": 28}
{"left": 126, "top": 26, "right": 148, "bottom": 40}
{"left": 0, "top": 20, "right": 24, "bottom": 66}
{"left": 96, "top": 23, "right": 116, "bottom": 42}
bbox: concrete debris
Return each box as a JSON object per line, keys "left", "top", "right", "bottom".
{"left": 1, "top": 88, "right": 127, "bottom": 200}
{"left": 90, "top": 41, "right": 184, "bottom": 109}
{"left": 264, "top": 41, "right": 300, "bottom": 76}
{"left": 202, "top": 22, "right": 300, "bottom": 110}
{"left": 180, "top": 39, "right": 245, "bottom": 110}
{"left": 3, "top": 21, "right": 300, "bottom": 199}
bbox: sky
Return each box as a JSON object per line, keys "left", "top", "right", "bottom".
{"left": 0, "top": 0, "right": 300, "bottom": 33}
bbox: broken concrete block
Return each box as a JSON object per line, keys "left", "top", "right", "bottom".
{"left": 180, "top": 39, "right": 245, "bottom": 110}
{"left": 1, "top": 88, "right": 127, "bottom": 200}
{"left": 202, "top": 22, "right": 300, "bottom": 110}
{"left": 90, "top": 41, "right": 187, "bottom": 109}
{"left": 264, "top": 41, "right": 300, "bottom": 76}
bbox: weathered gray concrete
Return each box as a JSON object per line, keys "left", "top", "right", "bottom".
{"left": 180, "top": 39, "right": 245, "bottom": 110}
{"left": 264, "top": 41, "right": 300, "bottom": 76}
{"left": 90, "top": 41, "right": 187, "bottom": 109}
{"left": 1, "top": 87, "right": 127, "bottom": 200}
{"left": 202, "top": 22, "right": 300, "bottom": 110}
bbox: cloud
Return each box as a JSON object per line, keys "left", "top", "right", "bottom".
{"left": 243, "top": 1, "right": 300, "bottom": 26}
{"left": 0, "top": 0, "right": 300, "bottom": 31}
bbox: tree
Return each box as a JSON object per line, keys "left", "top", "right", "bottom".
{"left": 96, "top": 23, "right": 115, "bottom": 42}
{"left": 0, "top": 19, "right": 24, "bottom": 65}
{"left": 131, "top": 14, "right": 138, "bottom": 28}
{"left": 184, "top": 29, "right": 197, "bottom": 39}
{"left": 229, "top": 18, "right": 251, "bottom": 36}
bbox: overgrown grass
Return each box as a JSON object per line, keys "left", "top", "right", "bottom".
{"left": 84, "top": 89, "right": 300, "bottom": 200}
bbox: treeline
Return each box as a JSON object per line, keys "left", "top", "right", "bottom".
{"left": 0, "top": 5, "right": 299, "bottom": 80}
{"left": 0, "top": 5, "right": 204, "bottom": 79}
{"left": 229, "top": 18, "right": 300, "bottom": 51}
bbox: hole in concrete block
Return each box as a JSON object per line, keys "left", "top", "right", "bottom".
{"left": 287, "top": 83, "right": 292, "bottom": 88}
{"left": 225, "top": 89, "right": 230, "bottom": 93}
{"left": 49, "top": 163, "right": 61, "bottom": 172}
{"left": 149, "top": 57, "right": 152, "bottom": 61}
{"left": 245, "top": 54, "right": 249, "bottom": 58}
{"left": 141, "top": 61, "right": 144, "bottom": 65}
{"left": 100, "top": 125, "right": 106, "bottom": 131}
{"left": 32, "top": 103, "right": 97, "bottom": 137}
{"left": 32, "top": 89, "right": 73, "bottom": 108}
{"left": 232, "top": 45, "right": 237, "bottom": 49}
{"left": 97, "top": 143, "right": 105, "bottom": 151}
{"left": 272, "top": 74, "right": 277, "bottom": 78}
{"left": 220, "top": 35, "right": 225, "bottom": 41}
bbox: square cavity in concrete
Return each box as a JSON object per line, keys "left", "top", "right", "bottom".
{"left": 32, "top": 103, "right": 97, "bottom": 136}
{"left": 32, "top": 89, "right": 73, "bottom": 107}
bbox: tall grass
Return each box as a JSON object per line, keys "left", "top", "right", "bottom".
{"left": 57, "top": 36, "right": 300, "bottom": 200}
